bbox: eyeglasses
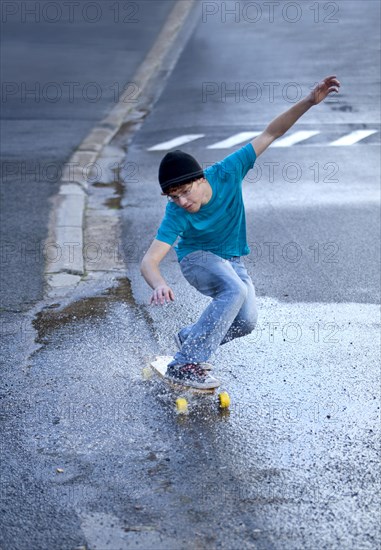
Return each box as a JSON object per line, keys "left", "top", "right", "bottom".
{"left": 165, "top": 182, "right": 194, "bottom": 203}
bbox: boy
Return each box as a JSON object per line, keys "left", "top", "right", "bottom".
{"left": 140, "top": 75, "right": 340, "bottom": 389}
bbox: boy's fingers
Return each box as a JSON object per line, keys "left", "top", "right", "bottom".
{"left": 329, "top": 77, "right": 340, "bottom": 87}
{"left": 150, "top": 287, "right": 174, "bottom": 306}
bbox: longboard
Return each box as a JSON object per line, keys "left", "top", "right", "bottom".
{"left": 148, "top": 355, "right": 230, "bottom": 413}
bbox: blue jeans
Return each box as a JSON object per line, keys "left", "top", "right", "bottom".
{"left": 169, "top": 250, "right": 258, "bottom": 365}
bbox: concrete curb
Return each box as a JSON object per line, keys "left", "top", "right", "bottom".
{"left": 45, "top": 0, "right": 198, "bottom": 298}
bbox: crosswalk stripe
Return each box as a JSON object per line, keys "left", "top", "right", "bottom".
{"left": 147, "top": 134, "right": 205, "bottom": 151}
{"left": 330, "top": 130, "right": 378, "bottom": 146}
{"left": 207, "top": 131, "right": 261, "bottom": 149}
{"left": 271, "top": 130, "right": 320, "bottom": 147}
{"left": 147, "top": 130, "right": 379, "bottom": 151}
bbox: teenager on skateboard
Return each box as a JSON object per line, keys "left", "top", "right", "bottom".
{"left": 140, "top": 75, "right": 340, "bottom": 390}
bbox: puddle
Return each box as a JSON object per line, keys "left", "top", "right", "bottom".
{"left": 105, "top": 196, "right": 122, "bottom": 209}
{"left": 33, "top": 277, "right": 153, "bottom": 345}
{"left": 330, "top": 104, "right": 355, "bottom": 112}
{"left": 92, "top": 178, "right": 124, "bottom": 210}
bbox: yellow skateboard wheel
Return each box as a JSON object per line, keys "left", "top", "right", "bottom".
{"left": 176, "top": 397, "right": 188, "bottom": 414}
{"left": 218, "top": 391, "right": 230, "bottom": 409}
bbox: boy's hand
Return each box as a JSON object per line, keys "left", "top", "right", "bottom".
{"left": 308, "top": 75, "right": 341, "bottom": 105}
{"left": 150, "top": 284, "right": 175, "bottom": 306}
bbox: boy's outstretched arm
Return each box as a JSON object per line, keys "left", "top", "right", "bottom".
{"left": 251, "top": 75, "right": 341, "bottom": 157}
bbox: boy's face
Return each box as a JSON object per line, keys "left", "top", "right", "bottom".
{"left": 165, "top": 178, "right": 211, "bottom": 213}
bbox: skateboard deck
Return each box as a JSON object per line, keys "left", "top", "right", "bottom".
{"left": 148, "top": 355, "right": 230, "bottom": 413}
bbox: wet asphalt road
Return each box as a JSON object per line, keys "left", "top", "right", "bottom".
{"left": 1, "top": 1, "right": 380, "bottom": 549}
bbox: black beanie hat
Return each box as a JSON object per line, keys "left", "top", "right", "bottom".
{"left": 158, "top": 150, "right": 204, "bottom": 192}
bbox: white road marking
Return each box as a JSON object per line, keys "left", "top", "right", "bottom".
{"left": 147, "top": 134, "right": 205, "bottom": 151}
{"left": 147, "top": 130, "right": 379, "bottom": 151}
{"left": 330, "top": 129, "right": 378, "bottom": 146}
{"left": 271, "top": 130, "right": 320, "bottom": 147}
{"left": 207, "top": 131, "right": 261, "bottom": 149}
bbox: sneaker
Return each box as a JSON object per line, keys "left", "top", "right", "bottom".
{"left": 165, "top": 362, "right": 220, "bottom": 390}
{"left": 173, "top": 333, "right": 213, "bottom": 370}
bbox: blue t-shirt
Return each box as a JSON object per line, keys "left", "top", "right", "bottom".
{"left": 156, "top": 142, "right": 256, "bottom": 262}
